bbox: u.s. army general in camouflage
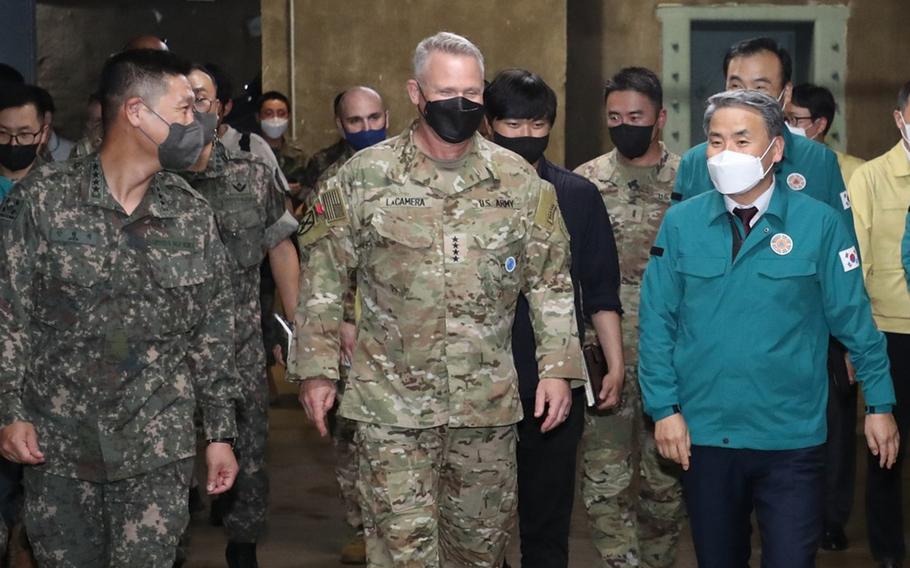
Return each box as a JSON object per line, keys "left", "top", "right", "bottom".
{"left": 574, "top": 142, "right": 684, "bottom": 568}
{"left": 289, "top": 120, "right": 583, "bottom": 427}
{"left": 180, "top": 140, "right": 297, "bottom": 543}
{"left": 0, "top": 155, "right": 239, "bottom": 482}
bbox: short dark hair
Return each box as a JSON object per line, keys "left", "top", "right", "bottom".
{"left": 0, "top": 63, "right": 24, "bottom": 86}
{"left": 484, "top": 69, "right": 557, "bottom": 125}
{"left": 0, "top": 84, "right": 46, "bottom": 122}
{"left": 791, "top": 84, "right": 836, "bottom": 135}
{"left": 898, "top": 81, "right": 910, "bottom": 112}
{"left": 258, "top": 90, "right": 290, "bottom": 114}
{"left": 33, "top": 85, "right": 55, "bottom": 116}
{"left": 723, "top": 37, "right": 793, "bottom": 86}
{"left": 98, "top": 49, "right": 191, "bottom": 129}
{"left": 202, "top": 62, "right": 233, "bottom": 106}
{"left": 333, "top": 90, "right": 345, "bottom": 118}
{"left": 603, "top": 66, "right": 663, "bottom": 111}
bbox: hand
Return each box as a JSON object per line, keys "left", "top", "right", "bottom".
{"left": 654, "top": 413, "right": 691, "bottom": 471}
{"left": 0, "top": 421, "right": 45, "bottom": 465}
{"left": 299, "top": 379, "right": 337, "bottom": 437}
{"left": 205, "top": 443, "right": 239, "bottom": 495}
{"left": 339, "top": 322, "right": 356, "bottom": 367}
{"left": 535, "top": 378, "right": 572, "bottom": 433}
{"left": 865, "top": 413, "right": 900, "bottom": 469}
{"left": 844, "top": 353, "right": 856, "bottom": 385}
{"left": 273, "top": 344, "right": 286, "bottom": 367}
{"left": 596, "top": 367, "right": 626, "bottom": 410}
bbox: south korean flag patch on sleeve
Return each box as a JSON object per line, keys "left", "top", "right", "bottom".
{"left": 839, "top": 246, "right": 860, "bottom": 272}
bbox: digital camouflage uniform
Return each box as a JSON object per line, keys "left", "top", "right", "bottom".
{"left": 0, "top": 155, "right": 239, "bottom": 567}
{"left": 574, "top": 143, "right": 685, "bottom": 568}
{"left": 181, "top": 141, "right": 298, "bottom": 543}
{"left": 289, "top": 120, "right": 583, "bottom": 568}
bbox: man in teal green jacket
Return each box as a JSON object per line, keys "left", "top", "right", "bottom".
{"left": 671, "top": 37, "right": 853, "bottom": 234}
{"left": 639, "top": 89, "right": 898, "bottom": 568}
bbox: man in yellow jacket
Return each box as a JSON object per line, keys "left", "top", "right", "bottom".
{"left": 847, "top": 79, "right": 910, "bottom": 568}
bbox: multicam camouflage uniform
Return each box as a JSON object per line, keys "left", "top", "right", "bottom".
{"left": 289, "top": 120, "right": 583, "bottom": 567}
{"left": 180, "top": 141, "right": 298, "bottom": 543}
{"left": 299, "top": 138, "right": 364, "bottom": 534}
{"left": 296, "top": 138, "right": 355, "bottom": 211}
{"left": 0, "top": 155, "right": 239, "bottom": 566}
{"left": 574, "top": 143, "right": 684, "bottom": 568}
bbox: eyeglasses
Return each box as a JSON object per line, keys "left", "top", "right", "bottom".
{"left": 194, "top": 97, "right": 215, "bottom": 113}
{"left": 786, "top": 114, "right": 814, "bottom": 127}
{"left": 0, "top": 129, "right": 44, "bottom": 145}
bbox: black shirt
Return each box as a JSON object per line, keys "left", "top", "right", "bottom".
{"left": 511, "top": 157, "right": 622, "bottom": 400}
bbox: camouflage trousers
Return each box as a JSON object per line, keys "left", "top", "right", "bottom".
{"left": 328, "top": 408, "right": 362, "bottom": 531}
{"left": 582, "top": 366, "right": 684, "bottom": 568}
{"left": 22, "top": 458, "right": 194, "bottom": 567}
{"left": 357, "top": 422, "right": 517, "bottom": 568}
{"left": 220, "top": 362, "right": 270, "bottom": 542}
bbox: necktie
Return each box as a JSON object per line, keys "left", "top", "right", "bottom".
{"left": 734, "top": 206, "right": 759, "bottom": 237}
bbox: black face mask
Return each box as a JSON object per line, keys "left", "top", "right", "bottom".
{"left": 493, "top": 133, "right": 549, "bottom": 165}
{"left": 419, "top": 85, "right": 484, "bottom": 144}
{"left": 0, "top": 144, "right": 39, "bottom": 172}
{"left": 608, "top": 123, "right": 656, "bottom": 159}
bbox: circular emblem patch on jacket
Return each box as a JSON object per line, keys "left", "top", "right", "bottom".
{"left": 787, "top": 173, "right": 807, "bottom": 191}
{"left": 770, "top": 233, "right": 794, "bottom": 255}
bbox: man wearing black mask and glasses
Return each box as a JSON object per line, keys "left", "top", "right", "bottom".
{"left": 0, "top": 84, "right": 49, "bottom": 203}
{"left": 485, "top": 68, "right": 623, "bottom": 568}
{"left": 292, "top": 32, "right": 583, "bottom": 567}
{"left": 574, "top": 66, "right": 685, "bottom": 568}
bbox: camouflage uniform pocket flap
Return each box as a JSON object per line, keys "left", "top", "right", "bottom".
{"left": 370, "top": 214, "right": 435, "bottom": 249}
{"left": 471, "top": 226, "right": 526, "bottom": 250}
{"left": 149, "top": 253, "right": 210, "bottom": 288}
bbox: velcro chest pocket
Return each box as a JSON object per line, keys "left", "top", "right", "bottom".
{"left": 474, "top": 228, "right": 526, "bottom": 301}
{"left": 33, "top": 242, "right": 104, "bottom": 331}
{"left": 219, "top": 208, "right": 264, "bottom": 269}
{"left": 368, "top": 214, "right": 435, "bottom": 292}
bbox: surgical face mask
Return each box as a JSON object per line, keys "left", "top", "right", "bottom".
{"left": 260, "top": 117, "right": 288, "bottom": 139}
{"left": 608, "top": 123, "right": 655, "bottom": 159}
{"left": 345, "top": 127, "right": 387, "bottom": 151}
{"left": 707, "top": 140, "right": 776, "bottom": 196}
{"left": 786, "top": 123, "right": 807, "bottom": 138}
{"left": 492, "top": 132, "right": 550, "bottom": 165}
{"left": 140, "top": 102, "right": 205, "bottom": 171}
{"left": 0, "top": 143, "right": 39, "bottom": 172}
{"left": 418, "top": 84, "right": 484, "bottom": 144}
{"left": 194, "top": 110, "right": 219, "bottom": 146}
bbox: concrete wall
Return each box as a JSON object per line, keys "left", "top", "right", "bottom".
{"left": 35, "top": 0, "right": 261, "bottom": 140}
{"left": 567, "top": 0, "right": 910, "bottom": 167}
{"left": 262, "top": 0, "right": 568, "bottom": 163}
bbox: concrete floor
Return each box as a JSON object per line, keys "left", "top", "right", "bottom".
{"left": 185, "top": 381, "right": 902, "bottom": 567}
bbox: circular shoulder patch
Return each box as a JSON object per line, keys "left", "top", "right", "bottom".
{"left": 787, "top": 172, "right": 807, "bottom": 191}
{"left": 770, "top": 233, "right": 794, "bottom": 256}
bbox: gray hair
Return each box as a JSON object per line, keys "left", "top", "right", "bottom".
{"left": 703, "top": 90, "right": 785, "bottom": 140}
{"left": 413, "top": 32, "right": 484, "bottom": 81}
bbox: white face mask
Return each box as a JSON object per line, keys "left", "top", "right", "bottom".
{"left": 900, "top": 115, "right": 910, "bottom": 143}
{"left": 707, "top": 140, "right": 776, "bottom": 196}
{"left": 786, "top": 123, "right": 807, "bottom": 138}
{"left": 260, "top": 117, "right": 289, "bottom": 139}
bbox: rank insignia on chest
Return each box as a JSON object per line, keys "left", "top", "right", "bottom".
{"left": 0, "top": 196, "right": 24, "bottom": 223}
{"left": 445, "top": 233, "right": 466, "bottom": 264}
